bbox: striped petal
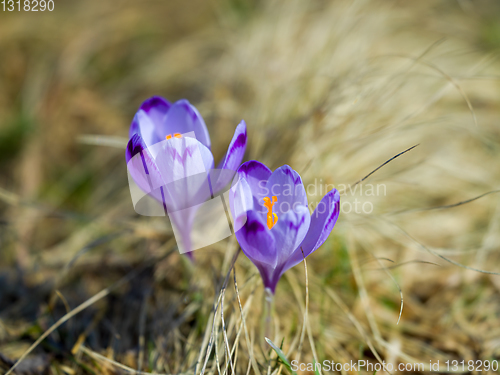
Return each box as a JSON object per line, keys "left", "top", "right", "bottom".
{"left": 129, "top": 96, "right": 171, "bottom": 146}
{"left": 285, "top": 189, "right": 340, "bottom": 270}
{"left": 162, "top": 99, "right": 211, "bottom": 149}
{"left": 152, "top": 137, "right": 214, "bottom": 213}
{"left": 213, "top": 120, "right": 247, "bottom": 193}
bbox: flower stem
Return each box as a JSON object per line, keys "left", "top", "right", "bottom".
{"left": 263, "top": 287, "right": 274, "bottom": 341}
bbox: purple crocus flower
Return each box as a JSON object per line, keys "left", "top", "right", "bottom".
{"left": 230, "top": 161, "right": 340, "bottom": 293}
{"left": 125, "top": 96, "right": 247, "bottom": 255}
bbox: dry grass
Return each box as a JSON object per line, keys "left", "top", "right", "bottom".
{"left": 1, "top": 0, "right": 500, "bottom": 374}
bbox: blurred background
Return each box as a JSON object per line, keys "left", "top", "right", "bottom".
{"left": 1, "top": 0, "right": 500, "bottom": 374}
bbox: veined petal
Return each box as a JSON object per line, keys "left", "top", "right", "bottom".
{"left": 125, "top": 133, "right": 147, "bottom": 165}
{"left": 228, "top": 177, "right": 253, "bottom": 232}
{"left": 213, "top": 120, "right": 247, "bottom": 193}
{"left": 265, "top": 165, "right": 307, "bottom": 217}
{"left": 162, "top": 99, "right": 211, "bottom": 149}
{"left": 125, "top": 134, "right": 165, "bottom": 198}
{"left": 236, "top": 160, "right": 272, "bottom": 199}
{"left": 152, "top": 137, "right": 214, "bottom": 213}
{"left": 271, "top": 205, "right": 311, "bottom": 264}
{"left": 285, "top": 189, "right": 340, "bottom": 270}
{"left": 235, "top": 210, "right": 278, "bottom": 268}
{"left": 129, "top": 96, "right": 171, "bottom": 146}
{"left": 152, "top": 137, "right": 213, "bottom": 184}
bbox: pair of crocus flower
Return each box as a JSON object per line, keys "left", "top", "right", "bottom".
{"left": 126, "top": 96, "right": 340, "bottom": 293}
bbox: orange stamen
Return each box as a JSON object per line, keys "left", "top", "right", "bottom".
{"left": 165, "top": 133, "right": 183, "bottom": 140}
{"left": 262, "top": 196, "right": 278, "bottom": 230}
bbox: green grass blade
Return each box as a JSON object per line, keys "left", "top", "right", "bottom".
{"left": 264, "top": 337, "right": 297, "bottom": 375}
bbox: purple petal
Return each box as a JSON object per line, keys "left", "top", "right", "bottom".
{"left": 228, "top": 177, "right": 253, "bottom": 232}
{"left": 271, "top": 205, "right": 311, "bottom": 264}
{"left": 126, "top": 133, "right": 147, "bottom": 165}
{"left": 150, "top": 137, "right": 214, "bottom": 184}
{"left": 140, "top": 96, "right": 172, "bottom": 137}
{"left": 235, "top": 210, "right": 277, "bottom": 268}
{"left": 126, "top": 134, "right": 165, "bottom": 200}
{"left": 285, "top": 189, "right": 340, "bottom": 270}
{"left": 129, "top": 96, "right": 171, "bottom": 146}
{"left": 265, "top": 165, "right": 307, "bottom": 217}
{"left": 213, "top": 120, "right": 247, "bottom": 193}
{"left": 152, "top": 137, "right": 214, "bottom": 213}
{"left": 162, "top": 99, "right": 211, "bottom": 149}
{"left": 154, "top": 137, "right": 214, "bottom": 256}
{"left": 253, "top": 262, "right": 282, "bottom": 294}
{"left": 236, "top": 160, "right": 272, "bottom": 199}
